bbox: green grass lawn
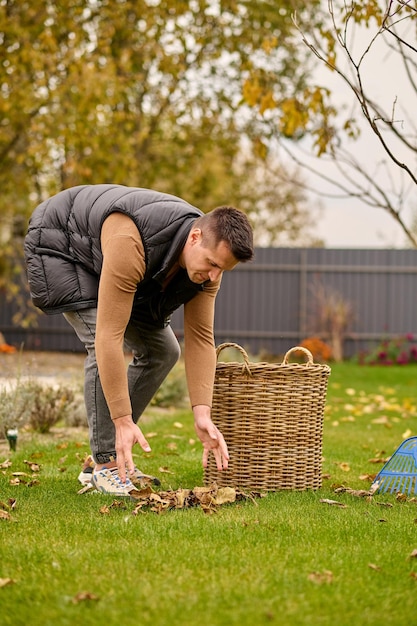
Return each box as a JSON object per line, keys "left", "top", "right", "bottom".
{"left": 1, "top": 361, "right": 417, "bottom": 626}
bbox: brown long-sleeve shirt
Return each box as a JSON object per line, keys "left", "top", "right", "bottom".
{"left": 96, "top": 213, "right": 220, "bottom": 419}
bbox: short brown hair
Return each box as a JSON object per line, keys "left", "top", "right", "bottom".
{"left": 195, "top": 206, "right": 254, "bottom": 262}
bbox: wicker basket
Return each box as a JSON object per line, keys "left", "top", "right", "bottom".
{"left": 204, "top": 343, "right": 331, "bottom": 492}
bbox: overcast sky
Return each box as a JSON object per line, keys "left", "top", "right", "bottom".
{"left": 300, "top": 7, "right": 415, "bottom": 249}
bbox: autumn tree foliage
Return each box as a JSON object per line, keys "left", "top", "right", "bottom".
{"left": 0, "top": 0, "right": 323, "bottom": 250}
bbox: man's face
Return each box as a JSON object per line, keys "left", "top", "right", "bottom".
{"left": 181, "top": 229, "right": 238, "bottom": 284}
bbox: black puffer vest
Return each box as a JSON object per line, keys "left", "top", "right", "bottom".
{"left": 24, "top": 184, "right": 205, "bottom": 327}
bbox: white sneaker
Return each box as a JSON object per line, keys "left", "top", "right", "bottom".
{"left": 78, "top": 456, "right": 160, "bottom": 487}
{"left": 91, "top": 467, "right": 137, "bottom": 497}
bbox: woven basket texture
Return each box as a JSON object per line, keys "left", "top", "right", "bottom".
{"left": 204, "top": 343, "right": 331, "bottom": 492}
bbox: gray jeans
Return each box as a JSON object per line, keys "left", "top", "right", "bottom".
{"left": 63, "top": 309, "right": 180, "bottom": 464}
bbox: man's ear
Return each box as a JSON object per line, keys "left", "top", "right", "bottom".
{"left": 190, "top": 228, "right": 202, "bottom": 245}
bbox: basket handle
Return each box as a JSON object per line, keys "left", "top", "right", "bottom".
{"left": 282, "top": 346, "right": 314, "bottom": 366}
{"left": 216, "top": 342, "right": 252, "bottom": 375}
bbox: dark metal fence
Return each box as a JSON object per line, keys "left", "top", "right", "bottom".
{"left": 2, "top": 247, "right": 417, "bottom": 358}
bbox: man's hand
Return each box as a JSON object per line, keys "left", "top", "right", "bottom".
{"left": 113, "top": 415, "right": 151, "bottom": 482}
{"left": 193, "top": 405, "right": 229, "bottom": 471}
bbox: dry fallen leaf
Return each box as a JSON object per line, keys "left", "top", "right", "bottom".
{"left": 308, "top": 570, "right": 333, "bottom": 584}
{"left": 334, "top": 487, "right": 372, "bottom": 498}
{"left": 0, "top": 510, "right": 11, "bottom": 521}
{"left": 320, "top": 499, "right": 348, "bottom": 508}
{"left": 368, "top": 563, "right": 381, "bottom": 571}
{"left": 214, "top": 487, "right": 236, "bottom": 506}
{"left": 24, "top": 460, "right": 41, "bottom": 472}
{"left": 410, "top": 572, "right": 417, "bottom": 580}
{"left": 71, "top": 591, "right": 99, "bottom": 604}
{"left": 0, "top": 578, "right": 15, "bottom": 588}
{"left": 408, "top": 549, "right": 417, "bottom": 559}
{"left": 371, "top": 416, "right": 391, "bottom": 426}
{"left": 0, "top": 459, "right": 12, "bottom": 469}
{"left": 359, "top": 474, "right": 376, "bottom": 482}
{"left": 336, "top": 462, "right": 350, "bottom": 472}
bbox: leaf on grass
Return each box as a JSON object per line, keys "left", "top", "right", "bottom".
{"left": 396, "top": 493, "right": 408, "bottom": 503}
{"left": 158, "top": 467, "right": 174, "bottom": 474}
{"left": 408, "top": 549, "right": 417, "bottom": 559}
{"left": 23, "top": 460, "right": 41, "bottom": 472}
{"left": 71, "top": 591, "right": 99, "bottom": 604}
{"left": 308, "top": 570, "right": 333, "bottom": 584}
{"left": 359, "top": 474, "right": 376, "bottom": 482}
{"left": 214, "top": 487, "right": 236, "bottom": 505}
{"left": 334, "top": 487, "right": 372, "bottom": 498}
{"left": 368, "top": 456, "right": 390, "bottom": 464}
{"left": 376, "top": 502, "right": 393, "bottom": 508}
{"left": 0, "top": 498, "right": 16, "bottom": 511}
{"left": 99, "top": 500, "right": 128, "bottom": 515}
{"left": 9, "top": 477, "right": 25, "bottom": 486}
{"left": 173, "top": 422, "right": 183, "bottom": 429}
{"left": 0, "top": 459, "right": 12, "bottom": 469}
{"left": 0, "top": 510, "right": 11, "bottom": 521}
{"left": 336, "top": 462, "right": 350, "bottom": 472}
{"left": 371, "top": 416, "right": 391, "bottom": 426}
{"left": 320, "top": 499, "right": 348, "bottom": 508}
{"left": 410, "top": 572, "right": 417, "bottom": 580}
{"left": 368, "top": 563, "right": 381, "bottom": 571}
{"left": 0, "top": 578, "right": 15, "bottom": 588}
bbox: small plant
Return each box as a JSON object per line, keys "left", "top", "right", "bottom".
{"left": 28, "top": 382, "right": 76, "bottom": 433}
{"left": 0, "top": 378, "right": 35, "bottom": 437}
{"left": 363, "top": 334, "right": 417, "bottom": 365}
{"left": 0, "top": 378, "right": 81, "bottom": 437}
{"left": 309, "top": 281, "right": 354, "bottom": 362}
{"left": 300, "top": 336, "right": 332, "bottom": 362}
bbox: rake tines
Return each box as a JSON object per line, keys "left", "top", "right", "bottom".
{"left": 371, "top": 437, "right": 417, "bottom": 495}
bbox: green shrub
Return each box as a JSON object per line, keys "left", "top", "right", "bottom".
{"left": 0, "top": 378, "right": 35, "bottom": 437}
{"left": 28, "top": 382, "right": 76, "bottom": 433}
{"left": 0, "top": 379, "right": 85, "bottom": 436}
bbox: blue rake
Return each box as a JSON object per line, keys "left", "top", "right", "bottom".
{"left": 371, "top": 437, "right": 417, "bottom": 495}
